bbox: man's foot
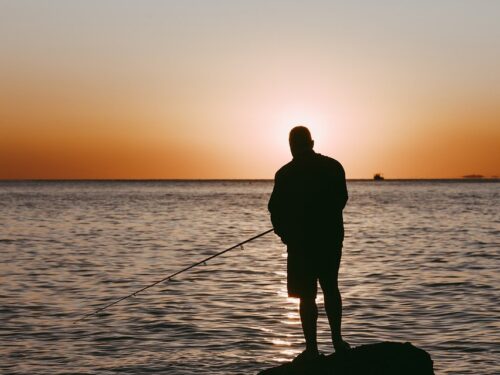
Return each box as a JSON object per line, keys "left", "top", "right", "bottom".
{"left": 292, "top": 349, "right": 321, "bottom": 364}
{"left": 333, "top": 339, "right": 351, "bottom": 353}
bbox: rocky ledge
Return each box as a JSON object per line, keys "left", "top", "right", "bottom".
{"left": 258, "top": 342, "right": 434, "bottom": 375}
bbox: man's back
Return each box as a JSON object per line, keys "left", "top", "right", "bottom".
{"left": 268, "top": 126, "right": 351, "bottom": 357}
{"left": 268, "top": 150, "right": 348, "bottom": 248}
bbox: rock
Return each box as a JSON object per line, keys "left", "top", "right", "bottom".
{"left": 258, "top": 342, "right": 434, "bottom": 375}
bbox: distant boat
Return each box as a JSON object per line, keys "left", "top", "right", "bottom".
{"left": 373, "top": 173, "right": 385, "bottom": 181}
{"left": 462, "top": 174, "right": 484, "bottom": 179}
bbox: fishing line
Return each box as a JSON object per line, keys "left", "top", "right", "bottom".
{"left": 74, "top": 228, "right": 274, "bottom": 323}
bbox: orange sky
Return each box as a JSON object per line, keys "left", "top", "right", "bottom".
{"left": 1, "top": 1, "right": 499, "bottom": 179}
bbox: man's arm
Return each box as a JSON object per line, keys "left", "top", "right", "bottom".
{"left": 268, "top": 173, "right": 289, "bottom": 243}
{"left": 329, "top": 160, "right": 348, "bottom": 210}
{"left": 339, "top": 164, "right": 348, "bottom": 210}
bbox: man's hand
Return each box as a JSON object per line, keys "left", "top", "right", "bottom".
{"left": 273, "top": 228, "right": 288, "bottom": 245}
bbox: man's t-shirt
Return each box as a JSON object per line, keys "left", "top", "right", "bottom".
{"left": 268, "top": 150, "right": 348, "bottom": 251}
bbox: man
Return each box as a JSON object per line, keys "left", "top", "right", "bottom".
{"left": 268, "top": 126, "right": 350, "bottom": 362}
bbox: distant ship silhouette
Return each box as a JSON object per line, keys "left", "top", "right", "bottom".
{"left": 373, "top": 173, "right": 384, "bottom": 181}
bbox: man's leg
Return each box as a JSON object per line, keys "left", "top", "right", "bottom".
{"left": 319, "top": 248, "right": 350, "bottom": 351}
{"left": 288, "top": 246, "right": 320, "bottom": 356}
{"left": 321, "top": 279, "right": 344, "bottom": 346}
{"left": 299, "top": 296, "right": 319, "bottom": 354}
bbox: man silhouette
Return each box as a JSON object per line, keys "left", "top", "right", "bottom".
{"left": 268, "top": 126, "right": 350, "bottom": 362}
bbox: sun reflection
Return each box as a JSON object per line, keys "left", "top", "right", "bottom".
{"left": 272, "top": 348, "right": 302, "bottom": 363}
{"left": 281, "top": 307, "right": 301, "bottom": 326}
{"left": 281, "top": 319, "right": 301, "bottom": 326}
{"left": 270, "top": 338, "right": 292, "bottom": 346}
{"left": 250, "top": 325, "right": 274, "bottom": 334}
{"left": 286, "top": 297, "right": 298, "bottom": 305}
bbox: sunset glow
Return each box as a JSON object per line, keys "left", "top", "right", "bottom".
{"left": 1, "top": 1, "right": 499, "bottom": 179}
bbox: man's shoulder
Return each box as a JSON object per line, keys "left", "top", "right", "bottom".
{"left": 315, "top": 153, "right": 345, "bottom": 171}
{"left": 275, "top": 160, "right": 294, "bottom": 179}
{"left": 275, "top": 153, "right": 344, "bottom": 178}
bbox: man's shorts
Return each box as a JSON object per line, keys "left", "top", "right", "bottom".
{"left": 287, "top": 242, "right": 342, "bottom": 299}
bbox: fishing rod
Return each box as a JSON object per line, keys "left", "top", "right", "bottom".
{"left": 74, "top": 228, "right": 274, "bottom": 323}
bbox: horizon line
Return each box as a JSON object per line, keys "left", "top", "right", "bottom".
{"left": 1, "top": 177, "right": 498, "bottom": 182}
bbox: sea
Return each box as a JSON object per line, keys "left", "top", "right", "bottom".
{"left": 1, "top": 180, "right": 498, "bottom": 375}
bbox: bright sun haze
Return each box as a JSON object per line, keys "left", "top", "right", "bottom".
{"left": 1, "top": 1, "right": 499, "bottom": 179}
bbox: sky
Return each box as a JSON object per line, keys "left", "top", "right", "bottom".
{"left": 1, "top": 0, "right": 499, "bottom": 179}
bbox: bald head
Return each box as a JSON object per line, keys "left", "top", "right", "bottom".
{"left": 289, "top": 126, "right": 314, "bottom": 157}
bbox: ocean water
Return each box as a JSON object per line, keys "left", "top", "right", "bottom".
{"left": 0, "top": 180, "right": 498, "bottom": 375}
